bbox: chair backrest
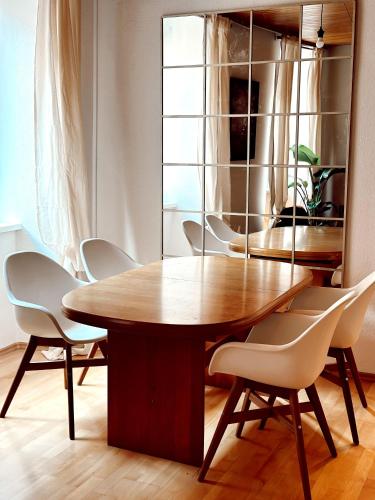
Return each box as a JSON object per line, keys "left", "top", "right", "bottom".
{"left": 4, "top": 251, "right": 80, "bottom": 335}
{"left": 333, "top": 271, "right": 375, "bottom": 348}
{"left": 80, "top": 238, "right": 141, "bottom": 282}
{"left": 182, "top": 220, "right": 228, "bottom": 256}
{"left": 205, "top": 215, "right": 239, "bottom": 243}
{"left": 274, "top": 292, "right": 355, "bottom": 389}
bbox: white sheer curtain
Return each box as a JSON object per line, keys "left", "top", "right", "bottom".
{"left": 269, "top": 37, "right": 299, "bottom": 214}
{"left": 34, "top": 0, "right": 90, "bottom": 273}
{"left": 307, "top": 48, "right": 322, "bottom": 165}
{"left": 206, "top": 15, "right": 231, "bottom": 215}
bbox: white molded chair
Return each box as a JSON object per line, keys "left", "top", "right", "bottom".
{"left": 1, "top": 251, "right": 107, "bottom": 439}
{"left": 78, "top": 238, "right": 142, "bottom": 385}
{"left": 198, "top": 293, "right": 354, "bottom": 500}
{"left": 284, "top": 271, "right": 375, "bottom": 444}
{"left": 205, "top": 214, "right": 240, "bottom": 243}
{"left": 182, "top": 220, "right": 240, "bottom": 257}
{"left": 331, "top": 264, "right": 343, "bottom": 287}
{"left": 80, "top": 238, "right": 141, "bottom": 282}
{"left": 182, "top": 220, "right": 227, "bottom": 256}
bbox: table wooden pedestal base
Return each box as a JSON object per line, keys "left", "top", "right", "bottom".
{"left": 107, "top": 329, "right": 206, "bottom": 466}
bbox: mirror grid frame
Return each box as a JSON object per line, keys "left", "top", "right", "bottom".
{"left": 161, "top": 0, "right": 356, "bottom": 283}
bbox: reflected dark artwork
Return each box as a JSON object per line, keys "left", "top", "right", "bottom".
{"left": 230, "top": 78, "right": 259, "bottom": 161}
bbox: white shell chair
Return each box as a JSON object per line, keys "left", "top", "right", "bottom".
{"left": 182, "top": 220, "right": 240, "bottom": 257}
{"left": 80, "top": 238, "right": 142, "bottom": 282}
{"left": 283, "top": 271, "right": 375, "bottom": 444}
{"left": 331, "top": 264, "right": 343, "bottom": 287}
{"left": 1, "top": 251, "right": 107, "bottom": 440}
{"left": 78, "top": 238, "right": 142, "bottom": 385}
{"left": 198, "top": 293, "right": 354, "bottom": 500}
{"left": 205, "top": 214, "right": 241, "bottom": 243}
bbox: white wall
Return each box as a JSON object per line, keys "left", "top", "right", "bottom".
{"left": 89, "top": 0, "right": 375, "bottom": 372}
{"left": 0, "top": 231, "right": 23, "bottom": 346}
{"left": 0, "top": 0, "right": 41, "bottom": 348}
{"left": 0, "top": 0, "right": 39, "bottom": 237}
{"left": 346, "top": 0, "right": 375, "bottom": 373}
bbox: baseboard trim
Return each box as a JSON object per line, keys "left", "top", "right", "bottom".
{"left": 0, "top": 342, "right": 27, "bottom": 355}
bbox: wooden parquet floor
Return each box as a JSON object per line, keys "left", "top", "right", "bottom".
{"left": 0, "top": 348, "right": 374, "bottom": 499}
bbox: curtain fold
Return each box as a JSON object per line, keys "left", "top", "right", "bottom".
{"left": 34, "top": 0, "right": 90, "bottom": 273}
{"left": 268, "top": 36, "right": 299, "bottom": 215}
{"left": 307, "top": 48, "right": 322, "bottom": 168}
{"left": 205, "top": 15, "right": 231, "bottom": 215}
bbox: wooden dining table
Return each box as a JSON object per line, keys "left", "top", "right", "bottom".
{"left": 62, "top": 256, "right": 312, "bottom": 466}
{"left": 230, "top": 226, "right": 343, "bottom": 285}
{"left": 229, "top": 226, "right": 343, "bottom": 262}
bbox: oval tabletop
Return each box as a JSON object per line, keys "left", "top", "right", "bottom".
{"left": 62, "top": 256, "right": 312, "bottom": 335}
{"left": 229, "top": 226, "right": 343, "bottom": 262}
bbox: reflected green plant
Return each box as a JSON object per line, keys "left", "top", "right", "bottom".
{"left": 289, "top": 144, "right": 344, "bottom": 222}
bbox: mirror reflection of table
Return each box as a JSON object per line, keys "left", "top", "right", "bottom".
{"left": 230, "top": 226, "right": 343, "bottom": 285}
{"left": 62, "top": 256, "right": 312, "bottom": 466}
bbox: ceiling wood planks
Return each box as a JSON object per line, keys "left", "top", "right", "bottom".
{"left": 224, "top": 2, "right": 353, "bottom": 46}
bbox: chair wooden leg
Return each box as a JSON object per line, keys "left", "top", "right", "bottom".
{"left": 236, "top": 388, "right": 251, "bottom": 438}
{"left": 258, "top": 394, "right": 277, "bottom": 430}
{"left": 344, "top": 347, "right": 367, "bottom": 408}
{"left": 64, "top": 365, "right": 68, "bottom": 390}
{"left": 336, "top": 350, "right": 359, "bottom": 445}
{"left": 98, "top": 340, "right": 108, "bottom": 359}
{"left": 198, "top": 377, "right": 245, "bottom": 481}
{"left": 305, "top": 384, "right": 337, "bottom": 458}
{"left": 77, "top": 342, "right": 98, "bottom": 386}
{"left": 65, "top": 344, "right": 75, "bottom": 440}
{"left": 289, "top": 389, "right": 312, "bottom": 500}
{"left": 0, "top": 336, "right": 38, "bottom": 418}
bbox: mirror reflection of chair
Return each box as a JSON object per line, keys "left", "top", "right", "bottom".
{"left": 285, "top": 271, "right": 375, "bottom": 445}
{"left": 0, "top": 251, "right": 107, "bottom": 440}
{"left": 198, "top": 293, "right": 354, "bottom": 500}
{"left": 331, "top": 264, "right": 343, "bottom": 287}
{"left": 182, "top": 220, "right": 229, "bottom": 256}
{"left": 205, "top": 214, "right": 241, "bottom": 243}
{"left": 78, "top": 238, "right": 142, "bottom": 385}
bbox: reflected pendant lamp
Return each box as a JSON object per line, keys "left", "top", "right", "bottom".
{"left": 316, "top": 4, "right": 325, "bottom": 48}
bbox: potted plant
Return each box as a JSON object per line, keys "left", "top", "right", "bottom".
{"left": 289, "top": 145, "right": 345, "bottom": 223}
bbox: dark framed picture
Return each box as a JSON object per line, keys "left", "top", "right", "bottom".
{"left": 229, "top": 78, "right": 259, "bottom": 161}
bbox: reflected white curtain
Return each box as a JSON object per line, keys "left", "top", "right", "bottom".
{"left": 307, "top": 48, "right": 322, "bottom": 166}
{"left": 34, "top": 0, "right": 90, "bottom": 273}
{"left": 269, "top": 37, "right": 299, "bottom": 214}
{"left": 206, "top": 15, "right": 231, "bottom": 214}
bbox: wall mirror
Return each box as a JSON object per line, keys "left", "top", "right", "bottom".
{"left": 162, "top": 1, "right": 355, "bottom": 285}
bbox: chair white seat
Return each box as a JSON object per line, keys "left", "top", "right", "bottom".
{"left": 64, "top": 323, "right": 107, "bottom": 344}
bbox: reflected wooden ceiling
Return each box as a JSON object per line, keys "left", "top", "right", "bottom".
{"left": 224, "top": 2, "right": 353, "bottom": 46}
